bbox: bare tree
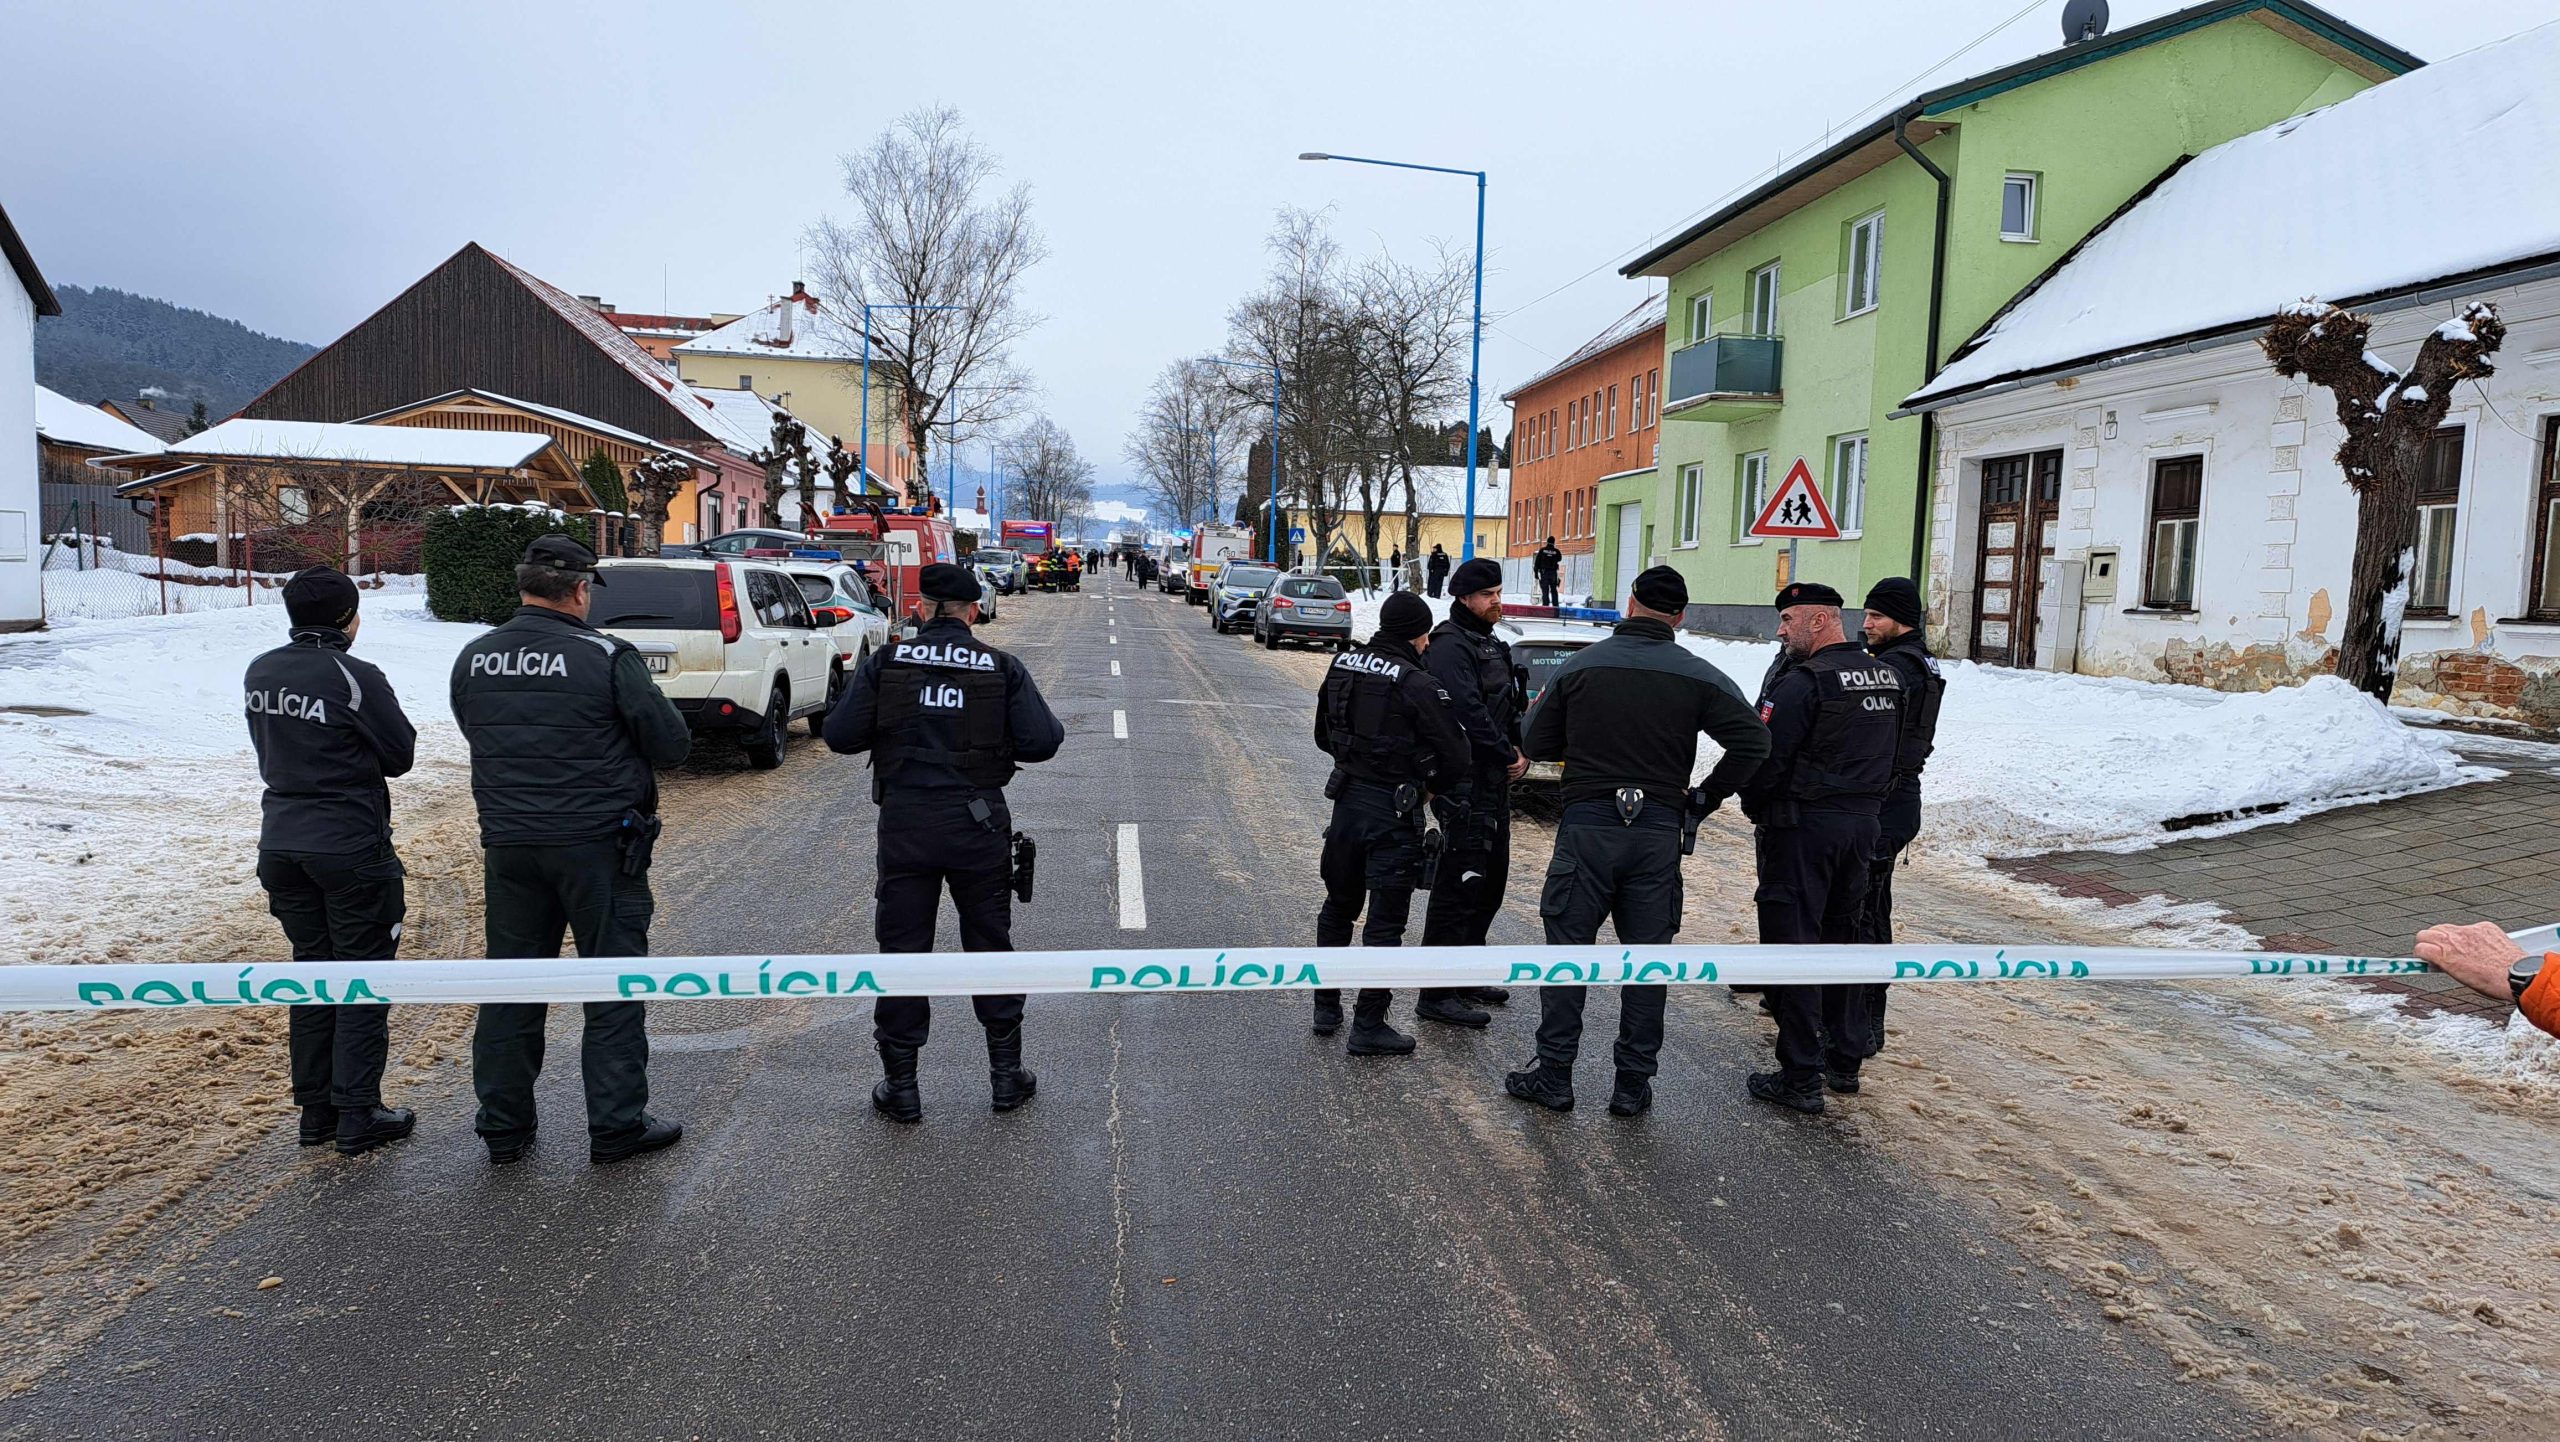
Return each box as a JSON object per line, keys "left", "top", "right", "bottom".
{"left": 752, "top": 409, "right": 816, "bottom": 528}
{"left": 1125, "top": 358, "right": 1246, "bottom": 529}
{"left": 627, "top": 451, "right": 692, "bottom": 557}
{"left": 823, "top": 436, "right": 860, "bottom": 518}
{"left": 805, "top": 105, "right": 1046, "bottom": 501}
{"left": 219, "top": 461, "right": 446, "bottom": 576}
{"left": 2262, "top": 300, "right": 2505, "bottom": 702}
{"left": 1226, "top": 210, "right": 1370, "bottom": 570}
{"left": 1354, "top": 247, "right": 1471, "bottom": 565}
{"left": 1003, "top": 416, "right": 1095, "bottom": 525}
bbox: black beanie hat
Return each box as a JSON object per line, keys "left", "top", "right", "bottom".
{"left": 919, "top": 562, "right": 982, "bottom": 603}
{"left": 1378, "top": 591, "right": 1433, "bottom": 641}
{"left": 1774, "top": 581, "right": 1845, "bottom": 611}
{"left": 283, "top": 566, "right": 360, "bottom": 629}
{"left": 1631, "top": 564, "right": 1688, "bottom": 615}
{"left": 1864, "top": 576, "right": 1925, "bottom": 629}
{"left": 1448, "top": 557, "right": 1502, "bottom": 598}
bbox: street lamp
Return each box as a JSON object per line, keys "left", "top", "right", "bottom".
{"left": 1203, "top": 356, "right": 1283, "bottom": 565}
{"left": 1299, "top": 150, "right": 1486, "bottom": 560}
{"left": 859, "top": 301, "right": 963, "bottom": 508}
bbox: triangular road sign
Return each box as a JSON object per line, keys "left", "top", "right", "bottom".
{"left": 1750, "top": 457, "right": 1840, "bottom": 539}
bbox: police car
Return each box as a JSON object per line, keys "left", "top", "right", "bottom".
{"left": 590, "top": 556, "right": 839, "bottom": 769}
{"left": 781, "top": 552, "right": 894, "bottom": 699}
{"left": 1495, "top": 609, "right": 1623, "bottom": 785}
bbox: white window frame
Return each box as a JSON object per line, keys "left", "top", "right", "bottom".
{"left": 1734, "top": 451, "right": 1770, "bottom": 545}
{"left": 1830, "top": 433, "right": 1868, "bottom": 536}
{"left": 1607, "top": 384, "right": 1618, "bottom": 440}
{"left": 1747, "top": 263, "right": 1781, "bottom": 337}
{"left": 2001, "top": 173, "right": 2039, "bottom": 242}
{"left": 1676, "top": 463, "right": 1704, "bottom": 548}
{"left": 1843, "top": 212, "right": 1883, "bottom": 318}
{"left": 1688, "top": 291, "right": 1713, "bottom": 343}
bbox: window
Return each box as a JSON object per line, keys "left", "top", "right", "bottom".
{"left": 1734, "top": 452, "right": 1770, "bottom": 542}
{"left": 1688, "top": 291, "right": 1713, "bottom": 342}
{"left": 2001, "top": 174, "right": 2039, "bottom": 241}
{"left": 2532, "top": 418, "right": 2560, "bottom": 617}
{"left": 279, "top": 487, "right": 311, "bottom": 525}
{"left": 1830, "top": 433, "right": 1869, "bottom": 535}
{"left": 1547, "top": 409, "right": 1557, "bottom": 456}
{"left": 1633, "top": 372, "right": 1647, "bottom": 429}
{"left": 1748, "top": 263, "right": 1781, "bottom": 336}
{"left": 1648, "top": 370, "right": 1660, "bottom": 428}
{"left": 2411, "top": 426, "right": 2465, "bottom": 614}
{"left": 739, "top": 373, "right": 754, "bottom": 390}
{"left": 1844, "top": 212, "right": 1883, "bottom": 317}
{"left": 1675, "top": 464, "right": 1703, "bottom": 546}
{"left": 2143, "top": 455, "right": 2203, "bottom": 609}
{"left": 1607, "top": 384, "right": 1618, "bottom": 439}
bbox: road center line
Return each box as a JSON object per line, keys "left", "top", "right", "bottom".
{"left": 1110, "top": 659, "right": 1121, "bottom": 676}
{"left": 1115, "top": 823, "right": 1146, "bottom": 930}
{"left": 1108, "top": 634, "right": 1118, "bottom": 645}
{"left": 1112, "top": 709, "right": 1128, "bottom": 739}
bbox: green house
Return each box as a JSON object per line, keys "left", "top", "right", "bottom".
{"left": 1607, "top": 0, "right": 2414, "bottom": 638}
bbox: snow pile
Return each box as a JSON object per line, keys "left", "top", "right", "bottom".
{"left": 0, "top": 597, "right": 477, "bottom": 961}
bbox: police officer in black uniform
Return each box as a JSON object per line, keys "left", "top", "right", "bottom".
{"left": 246, "top": 567, "right": 420, "bottom": 1156}
{"left": 1856, "top": 576, "right": 1943, "bottom": 1050}
{"left": 450, "top": 536, "right": 692, "bottom": 1165}
{"left": 825, "top": 562, "right": 1064, "bottom": 1123}
{"left": 1415, "top": 557, "right": 1527, "bottom": 1029}
{"left": 1505, "top": 566, "right": 1769, "bottom": 1116}
{"left": 1742, "top": 581, "right": 1903, "bottom": 1113}
{"left": 1311, "top": 590, "right": 1471, "bottom": 1055}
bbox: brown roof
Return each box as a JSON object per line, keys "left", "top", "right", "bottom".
{"left": 1, "top": 201, "right": 59, "bottom": 316}
{"left": 99, "top": 399, "right": 198, "bottom": 445}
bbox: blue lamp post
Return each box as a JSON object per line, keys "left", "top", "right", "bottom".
{"left": 1298, "top": 151, "right": 1486, "bottom": 561}
{"left": 1203, "top": 357, "right": 1283, "bottom": 564}
{"left": 860, "top": 301, "right": 963, "bottom": 507}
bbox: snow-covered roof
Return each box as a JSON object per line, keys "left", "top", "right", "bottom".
{"left": 480, "top": 247, "right": 754, "bottom": 447}
{"left": 34, "top": 386, "right": 166, "bottom": 455}
{"left": 1501, "top": 294, "right": 1667, "bottom": 400}
{"left": 684, "top": 386, "right": 868, "bottom": 485}
{"left": 352, "top": 390, "right": 712, "bottom": 470}
{"left": 1910, "top": 21, "right": 2560, "bottom": 408}
{"left": 674, "top": 292, "right": 873, "bottom": 362}
{"left": 1086, "top": 499, "right": 1147, "bottom": 525}
{"left": 142, "top": 418, "right": 554, "bottom": 469}
{"left": 1403, "top": 464, "right": 1509, "bottom": 516}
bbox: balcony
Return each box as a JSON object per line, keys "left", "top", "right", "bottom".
{"left": 1664, "top": 333, "right": 1783, "bottom": 422}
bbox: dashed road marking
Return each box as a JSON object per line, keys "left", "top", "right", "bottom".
{"left": 1115, "top": 823, "right": 1146, "bottom": 930}
{"left": 1112, "top": 709, "right": 1128, "bottom": 740}
{"left": 1110, "top": 659, "right": 1121, "bottom": 676}
{"left": 1108, "top": 634, "right": 1118, "bottom": 645}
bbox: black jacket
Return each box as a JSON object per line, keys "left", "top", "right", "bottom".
{"left": 1533, "top": 544, "right": 1562, "bottom": 580}
{"left": 1869, "top": 627, "right": 1944, "bottom": 793}
{"left": 1314, "top": 636, "right": 1470, "bottom": 793}
{"left": 824, "top": 616, "right": 1064, "bottom": 796}
{"left": 245, "top": 627, "right": 418, "bottom": 856}
{"left": 449, "top": 606, "right": 690, "bottom": 847}
{"left": 1521, "top": 616, "right": 1769, "bottom": 812}
{"left": 1422, "top": 609, "right": 1518, "bottom": 801}
{"left": 1740, "top": 639, "right": 1903, "bottom": 823}
{"left": 1425, "top": 551, "right": 1450, "bottom": 580}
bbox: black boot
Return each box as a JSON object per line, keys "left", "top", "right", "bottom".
{"left": 1467, "top": 986, "right": 1510, "bottom": 1007}
{"left": 988, "top": 1024, "right": 1038, "bottom": 1113}
{"left": 872, "top": 1041, "right": 923, "bottom": 1124}
{"left": 1345, "top": 992, "right": 1414, "bottom": 1056}
{"left": 1310, "top": 990, "right": 1344, "bottom": 1037}
{"left": 1747, "top": 1071, "right": 1826, "bottom": 1114}
{"left": 485, "top": 1125, "right": 536, "bottom": 1166}
{"left": 298, "top": 1105, "right": 339, "bottom": 1147}
{"left": 1607, "top": 1073, "right": 1653, "bottom": 1118}
{"left": 333, "top": 1105, "right": 414, "bottom": 1156}
{"left": 1415, "top": 991, "right": 1491, "bottom": 1029}
{"left": 1825, "top": 1065, "right": 1862, "bottom": 1095}
{"left": 1504, "top": 1061, "right": 1575, "bottom": 1112}
{"left": 591, "top": 1114, "right": 683, "bottom": 1164}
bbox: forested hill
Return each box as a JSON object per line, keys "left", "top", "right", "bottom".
{"left": 33, "top": 285, "right": 317, "bottom": 419}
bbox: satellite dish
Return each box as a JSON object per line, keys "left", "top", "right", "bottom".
{"left": 2062, "top": 0, "right": 2109, "bottom": 44}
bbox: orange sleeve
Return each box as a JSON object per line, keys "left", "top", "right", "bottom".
{"left": 2524, "top": 958, "right": 2560, "bottom": 1040}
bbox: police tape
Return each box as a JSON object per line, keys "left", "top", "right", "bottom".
{"left": 0, "top": 941, "right": 2443, "bottom": 1013}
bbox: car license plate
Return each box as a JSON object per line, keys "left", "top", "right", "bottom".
{"left": 644, "top": 655, "right": 670, "bottom": 674}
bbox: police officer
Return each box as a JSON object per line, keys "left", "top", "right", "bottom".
{"left": 1505, "top": 566, "right": 1769, "bottom": 1116}
{"left": 825, "top": 562, "right": 1064, "bottom": 1122}
{"left": 1424, "top": 544, "right": 1450, "bottom": 598}
{"left": 450, "top": 535, "right": 692, "bottom": 1166}
{"left": 1741, "top": 581, "right": 1903, "bottom": 1113}
{"left": 246, "top": 567, "right": 419, "bottom": 1156}
{"left": 1416, "top": 557, "right": 1527, "bottom": 1029}
{"left": 1856, "top": 576, "right": 1943, "bottom": 1052}
{"left": 1311, "top": 590, "right": 1470, "bottom": 1055}
{"left": 1533, "top": 536, "right": 1564, "bottom": 609}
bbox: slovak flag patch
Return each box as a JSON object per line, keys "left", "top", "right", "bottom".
{"left": 1759, "top": 701, "right": 1774, "bottom": 722}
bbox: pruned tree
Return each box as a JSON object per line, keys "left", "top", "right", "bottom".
{"left": 2262, "top": 300, "right": 2505, "bottom": 702}
{"left": 627, "top": 451, "right": 692, "bottom": 557}
{"left": 1002, "top": 416, "right": 1094, "bottom": 525}
{"left": 805, "top": 105, "right": 1045, "bottom": 502}
{"left": 824, "top": 436, "right": 859, "bottom": 518}
{"left": 753, "top": 408, "right": 814, "bottom": 529}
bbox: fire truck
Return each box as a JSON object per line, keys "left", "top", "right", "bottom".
{"left": 811, "top": 505, "right": 956, "bottom": 619}
{"left": 997, "top": 518, "right": 1054, "bottom": 559}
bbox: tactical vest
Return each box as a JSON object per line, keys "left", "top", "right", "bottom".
{"left": 1874, "top": 638, "right": 1945, "bottom": 783}
{"left": 451, "top": 609, "right": 654, "bottom": 846}
{"left": 1432, "top": 618, "right": 1518, "bottom": 753}
{"left": 1324, "top": 644, "right": 1423, "bottom": 783}
{"left": 1788, "top": 645, "right": 1903, "bottom": 810}
{"left": 873, "top": 634, "right": 1014, "bottom": 794}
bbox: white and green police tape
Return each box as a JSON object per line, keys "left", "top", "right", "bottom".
{"left": 0, "top": 940, "right": 2457, "bottom": 1013}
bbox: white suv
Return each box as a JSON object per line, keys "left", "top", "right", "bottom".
{"left": 590, "top": 558, "right": 838, "bottom": 769}
{"left": 784, "top": 558, "right": 893, "bottom": 709}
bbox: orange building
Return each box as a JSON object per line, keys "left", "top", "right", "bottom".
{"left": 1501, "top": 295, "right": 1664, "bottom": 569}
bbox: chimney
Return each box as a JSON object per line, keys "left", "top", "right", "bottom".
{"left": 776, "top": 290, "right": 795, "bottom": 346}
{"left": 790, "top": 280, "right": 808, "bottom": 304}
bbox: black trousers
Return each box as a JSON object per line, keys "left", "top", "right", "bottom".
{"left": 874, "top": 792, "right": 1023, "bottom": 1051}
{"left": 1854, "top": 787, "right": 1922, "bottom": 1054}
{"left": 1426, "top": 575, "right": 1445, "bottom": 598}
{"left": 258, "top": 844, "right": 403, "bottom": 1110}
{"left": 474, "top": 840, "right": 653, "bottom": 1145}
{"left": 1419, "top": 804, "right": 1509, "bottom": 1003}
{"left": 1314, "top": 781, "right": 1423, "bottom": 1024}
{"left": 1534, "top": 822, "right": 1683, "bottom": 1076}
{"left": 1756, "top": 811, "right": 1880, "bottom": 1080}
{"left": 1537, "top": 576, "right": 1560, "bottom": 607}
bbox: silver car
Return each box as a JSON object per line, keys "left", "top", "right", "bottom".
{"left": 1253, "top": 574, "right": 1353, "bottom": 651}
{"left": 1208, "top": 561, "right": 1281, "bottom": 634}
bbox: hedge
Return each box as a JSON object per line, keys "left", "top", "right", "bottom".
{"left": 422, "top": 505, "right": 594, "bottom": 625}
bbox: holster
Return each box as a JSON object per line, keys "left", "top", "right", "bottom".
{"left": 1680, "top": 786, "right": 1717, "bottom": 857}
{"left": 1323, "top": 769, "right": 1347, "bottom": 801}
{"left": 616, "top": 809, "right": 662, "bottom": 877}
{"left": 1010, "top": 832, "right": 1036, "bottom": 903}
{"left": 1418, "top": 824, "right": 1446, "bottom": 892}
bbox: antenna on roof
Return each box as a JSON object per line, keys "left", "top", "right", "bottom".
{"left": 2061, "top": 0, "right": 2108, "bottom": 44}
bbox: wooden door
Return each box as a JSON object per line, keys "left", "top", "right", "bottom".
{"left": 1971, "top": 449, "right": 2062, "bottom": 666}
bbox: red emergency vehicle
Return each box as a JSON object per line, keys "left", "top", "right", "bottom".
{"left": 812, "top": 505, "right": 956, "bottom": 618}
{"left": 998, "top": 519, "right": 1054, "bottom": 558}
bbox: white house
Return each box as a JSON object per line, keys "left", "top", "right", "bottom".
{"left": 1, "top": 202, "right": 61, "bottom": 630}
{"left": 1901, "top": 21, "right": 2560, "bottom": 723}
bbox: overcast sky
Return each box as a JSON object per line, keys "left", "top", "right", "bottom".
{"left": 8, "top": 0, "right": 2553, "bottom": 498}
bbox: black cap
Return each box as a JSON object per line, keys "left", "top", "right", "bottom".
{"left": 919, "top": 562, "right": 982, "bottom": 603}
{"left": 1864, "top": 576, "right": 1925, "bottom": 629}
{"left": 1631, "top": 565, "right": 1688, "bottom": 615}
{"left": 282, "top": 566, "right": 360, "bottom": 629}
{"left": 1775, "top": 581, "right": 1844, "bottom": 611}
{"left": 522, "top": 534, "right": 606, "bottom": 585}
{"left": 1377, "top": 591, "right": 1433, "bottom": 641}
{"left": 1448, "top": 557, "right": 1502, "bottom": 598}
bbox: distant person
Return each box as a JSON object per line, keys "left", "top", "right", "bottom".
{"left": 245, "top": 566, "right": 419, "bottom": 1157}
{"left": 2412, "top": 924, "right": 2557, "bottom": 1037}
{"left": 1534, "top": 535, "right": 1563, "bottom": 608}
{"left": 1389, "top": 547, "right": 1404, "bottom": 592}
{"left": 1425, "top": 544, "right": 1450, "bottom": 598}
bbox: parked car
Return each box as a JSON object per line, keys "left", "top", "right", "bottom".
{"left": 1252, "top": 574, "right": 1353, "bottom": 651}
{"left": 783, "top": 558, "right": 893, "bottom": 715}
{"left": 659, "top": 527, "right": 812, "bottom": 561}
{"left": 589, "top": 557, "right": 838, "bottom": 770}
{"left": 1207, "top": 560, "right": 1281, "bottom": 634}
{"left": 969, "top": 546, "right": 1027, "bottom": 594}
{"left": 1495, "top": 617, "right": 1617, "bottom": 786}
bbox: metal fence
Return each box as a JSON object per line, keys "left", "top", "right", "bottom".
{"left": 38, "top": 495, "right": 300, "bottom": 623}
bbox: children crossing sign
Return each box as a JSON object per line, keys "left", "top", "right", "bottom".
{"left": 1749, "top": 458, "right": 1840, "bottom": 540}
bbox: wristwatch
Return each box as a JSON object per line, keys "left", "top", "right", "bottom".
{"left": 2515, "top": 953, "right": 2548, "bottom": 1005}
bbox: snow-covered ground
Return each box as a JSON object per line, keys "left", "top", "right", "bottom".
{"left": 0, "top": 595, "right": 475, "bottom": 961}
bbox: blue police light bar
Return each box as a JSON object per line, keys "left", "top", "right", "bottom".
{"left": 788, "top": 548, "right": 844, "bottom": 561}
{"left": 1556, "top": 606, "right": 1621, "bottom": 623}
